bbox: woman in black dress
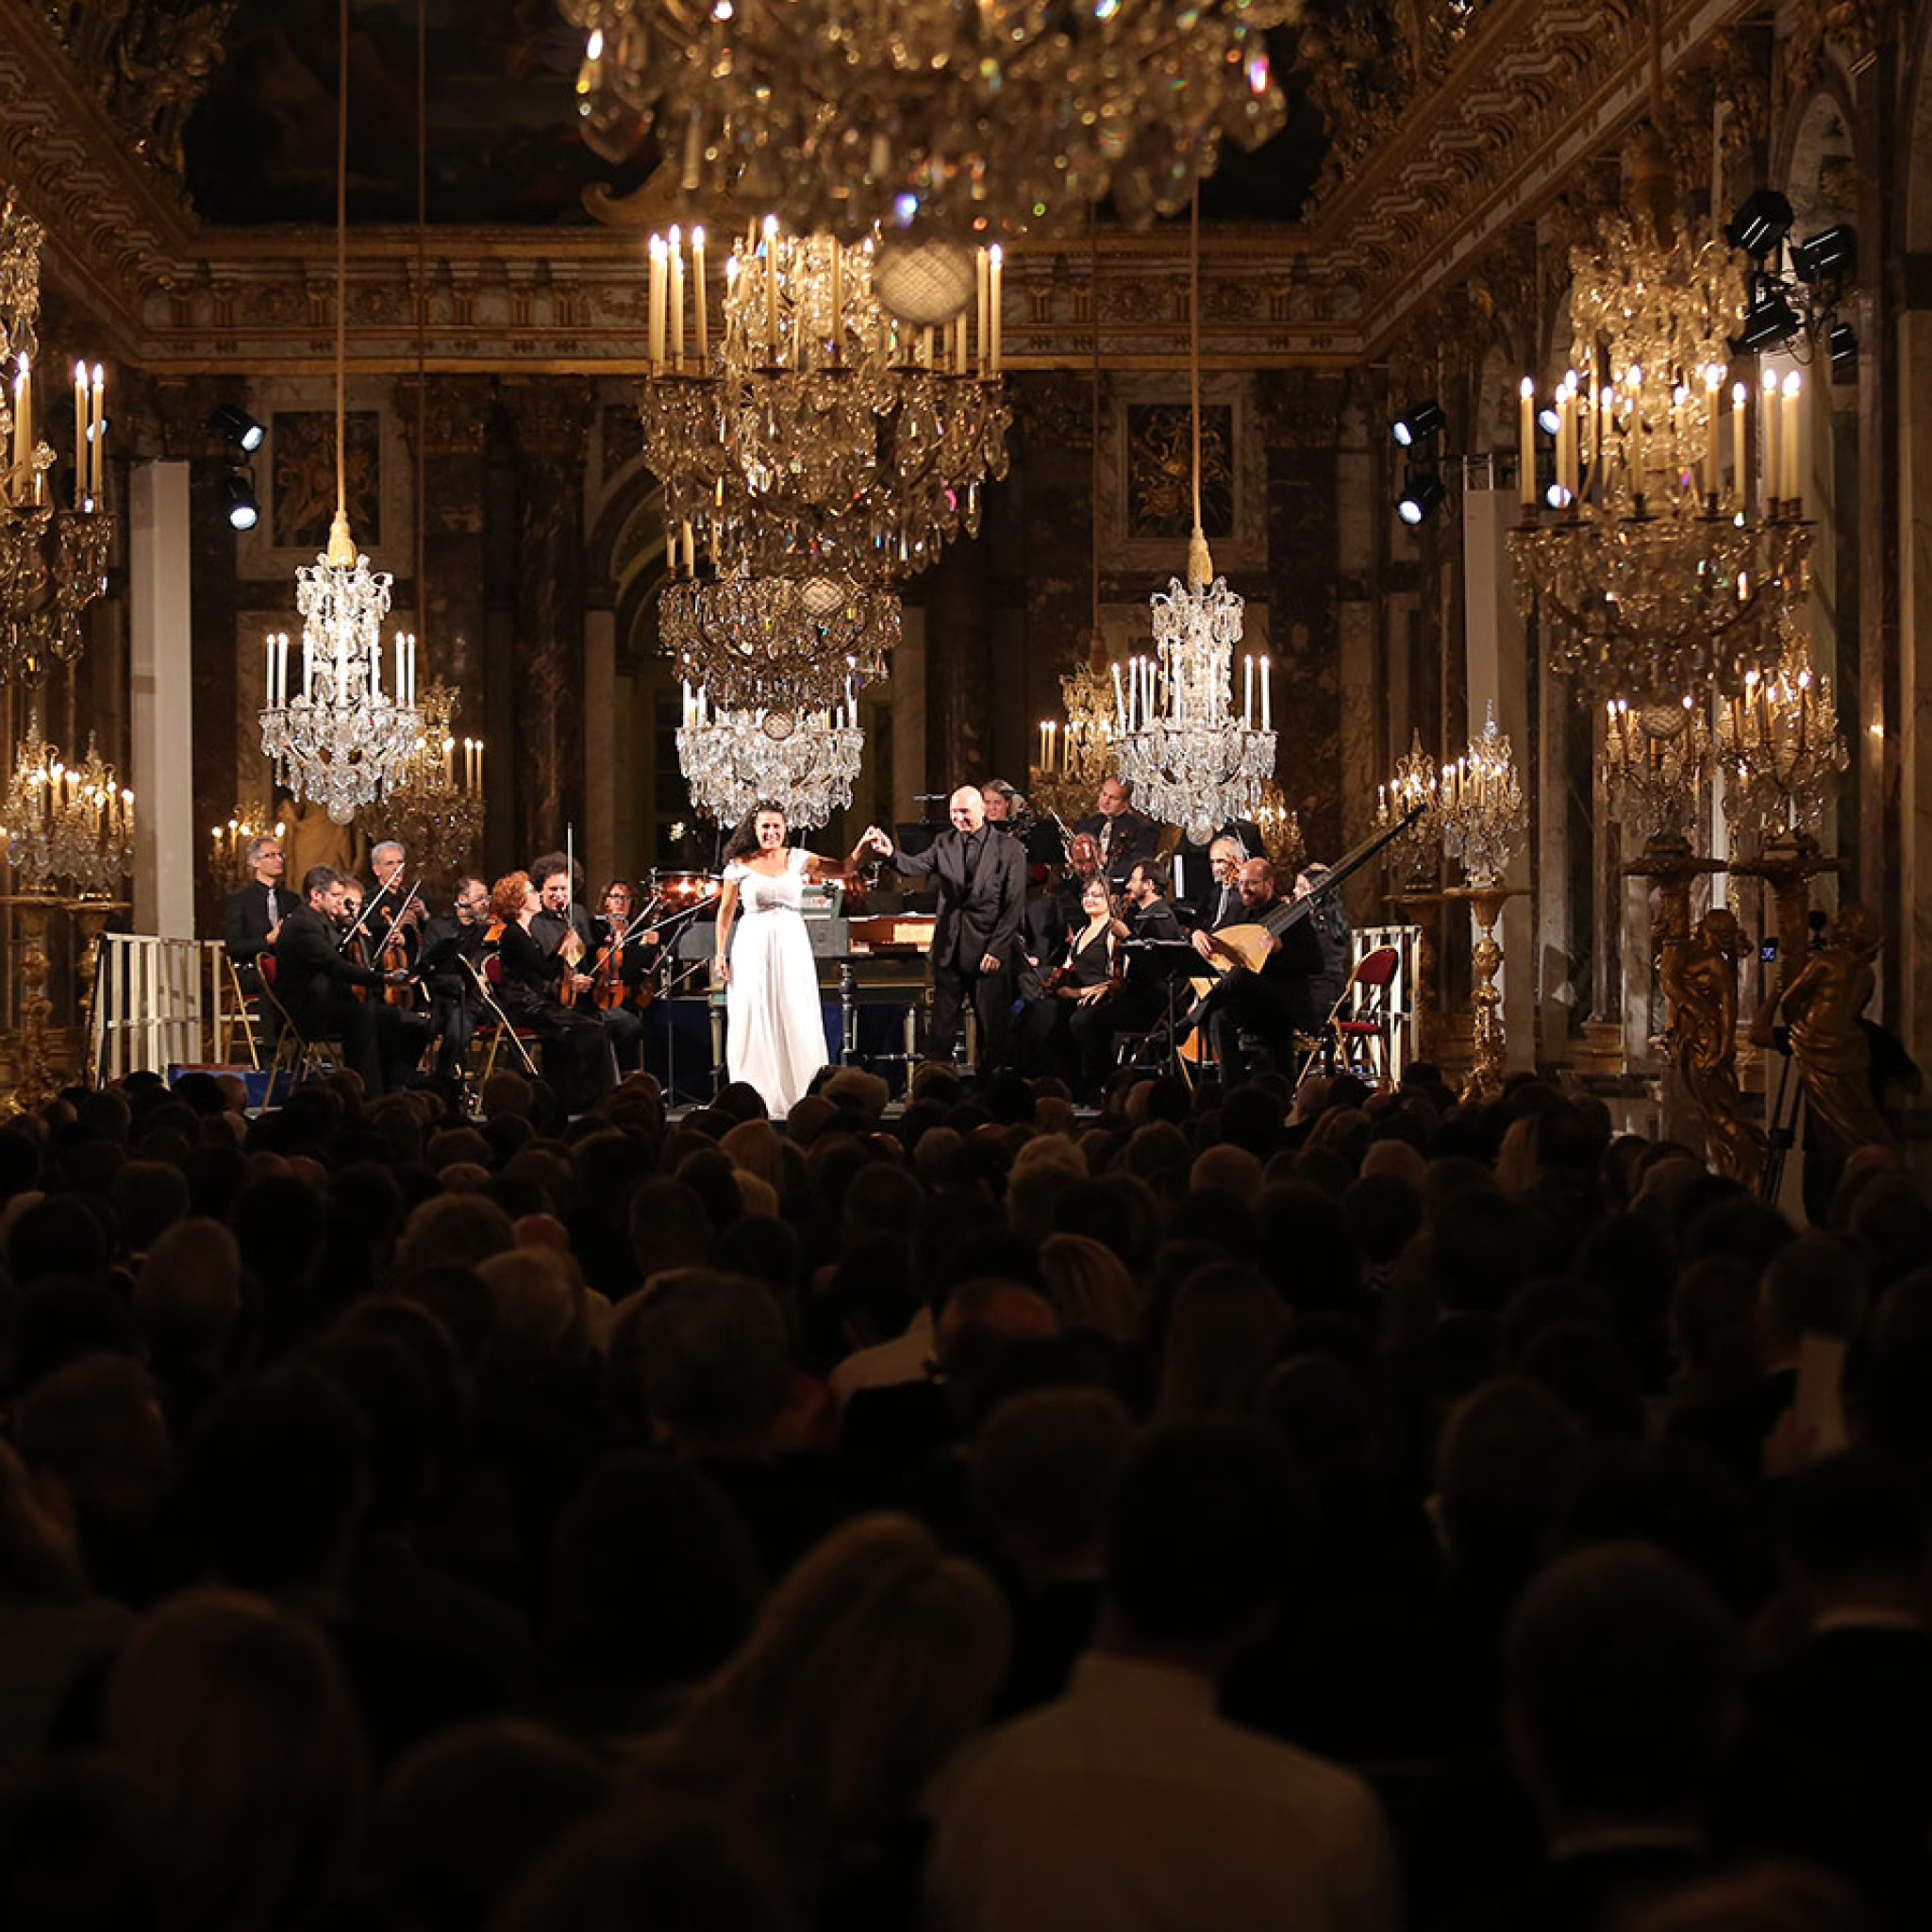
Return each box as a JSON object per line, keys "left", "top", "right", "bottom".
{"left": 485, "top": 871, "right": 616, "bottom": 1111}
{"left": 1018, "top": 875, "right": 1119, "bottom": 1090}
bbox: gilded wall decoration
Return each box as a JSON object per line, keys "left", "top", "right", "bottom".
{"left": 1126, "top": 403, "right": 1234, "bottom": 541}
{"left": 272, "top": 410, "right": 380, "bottom": 551}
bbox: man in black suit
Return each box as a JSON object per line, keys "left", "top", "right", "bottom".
{"left": 1189, "top": 857, "right": 1324, "bottom": 1079}
{"left": 223, "top": 832, "right": 302, "bottom": 996}
{"left": 1175, "top": 819, "right": 1263, "bottom": 907}
{"left": 271, "top": 866, "right": 427, "bottom": 1095}
{"left": 867, "top": 787, "right": 1026, "bottom": 1073}
{"left": 1073, "top": 776, "right": 1159, "bottom": 890}
{"left": 415, "top": 874, "right": 491, "bottom": 1085}
{"left": 1188, "top": 835, "right": 1246, "bottom": 936}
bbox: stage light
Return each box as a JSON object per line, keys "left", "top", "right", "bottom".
{"left": 1544, "top": 481, "right": 1573, "bottom": 510}
{"left": 1536, "top": 402, "right": 1561, "bottom": 437}
{"left": 1395, "top": 472, "right": 1446, "bottom": 525}
{"left": 221, "top": 471, "right": 259, "bottom": 531}
{"left": 208, "top": 403, "right": 265, "bottom": 453}
{"left": 1391, "top": 399, "right": 1446, "bottom": 448}
{"left": 1790, "top": 225, "right": 1857, "bottom": 287}
{"left": 1828, "top": 321, "right": 1858, "bottom": 382}
{"left": 1731, "top": 283, "right": 1801, "bottom": 354}
{"left": 1724, "top": 189, "right": 1793, "bottom": 261}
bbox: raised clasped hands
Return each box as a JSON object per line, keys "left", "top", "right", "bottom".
{"left": 861, "top": 825, "right": 894, "bottom": 858}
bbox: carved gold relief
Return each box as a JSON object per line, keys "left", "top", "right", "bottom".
{"left": 1125, "top": 402, "right": 1233, "bottom": 541}
{"left": 274, "top": 410, "right": 379, "bottom": 551}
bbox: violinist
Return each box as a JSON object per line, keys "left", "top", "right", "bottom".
{"left": 363, "top": 840, "right": 425, "bottom": 1010}
{"left": 530, "top": 854, "right": 596, "bottom": 969}
{"left": 583, "top": 880, "right": 657, "bottom": 1073}
{"left": 416, "top": 875, "right": 491, "bottom": 1084}
{"left": 1069, "top": 860, "right": 1185, "bottom": 1098}
{"left": 483, "top": 872, "right": 616, "bottom": 1113}
{"left": 1017, "top": 874, "right": 1120, "bottom": 1086}
{"left": 271, "top": 867, "right": 428, "bottom": 1096}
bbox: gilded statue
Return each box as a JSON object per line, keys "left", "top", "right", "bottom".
{"left": 1779, "top": 904, "right": 1900, "bottom": 1159}
{"left": 1657, "top": 906, "right": 1766, "bottom": 1185}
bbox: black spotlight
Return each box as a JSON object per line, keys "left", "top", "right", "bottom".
{"left": 1536, "top": 401, "right": 1561, "bottom": 438}
{"left": 1724, "top": 189, "right": 1794, "bottom": 261}
{"left": 1396, "top": 471, "right": 1446, "bottom": 526}
{"left": 1790, "top": 225, "right": 1857, "bottom": 287}
{"left": 208, "top": 403, "right": 265, "bottom": 453}
{"left": 1391, "top": 399, "right": 1446, "bottom": 448}
{"left": 1828, "top": 321, "right": 1858, "bottom": 382}
{"left": 221, "top": 470, "right": 259, "bottom": 531}
{"left": 1731, "top": 281, "right": 1802, "bottom": 354}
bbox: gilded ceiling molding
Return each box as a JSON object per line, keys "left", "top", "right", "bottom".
{"left": 1784, "top": 0, "right": 1896, "bottom": 95}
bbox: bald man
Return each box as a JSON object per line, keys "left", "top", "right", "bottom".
{"left": 866, "top": 788, "right": 1027, "bottom": 1073}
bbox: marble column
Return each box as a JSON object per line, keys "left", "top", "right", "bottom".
{"left": 500, "top": 380, "right": 596, "bottom": 870}
{"left": 395, "top": 376, "right": 492, "bottom": 712}
{"left": 128, "top": 462, "right": 195, "bottom": 939}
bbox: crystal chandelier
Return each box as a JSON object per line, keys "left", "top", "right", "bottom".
{"left": 1713, "top": 621, "right": 1848, "bottom": 851}
{"left": 3, "top": 717, "right": 133, "bottom": 897}
{"left": 1375, "top": 729, "right": 1441, "bottom": 885}
{"left": 658, "top": 566, "right": 899, "bottom": 726}
{"left": 1, "top": 191, "right": 109, "bottom": 683}
{"left": 638, "top": 221, "right": 1009, "bottom": 576}
{"left": 564, "top": 0, "right": 1291, "bottom": 258}
{"left": 258, "top": 0, "right": 419, "bottom": 824}
{"left": 1509, "top": 214, "right": 1810, "bottom": 703}
{"left": 1113, "top": 196, "right": 1274, "bottom": 847}
{"left": 1440, "top": 703, "right": 1524, "bottom": 886}
{"left": 676, "top": 683, "right": 864, "bottom": 830}
{"left": 356, "top": 675, "right": 485, "bottom": 894}
{"left": 1601, "top": 693, "right": 1714, "bottom": 842}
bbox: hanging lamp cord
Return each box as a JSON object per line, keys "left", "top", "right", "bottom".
{"left": 327, "top": 0, "right": 353, "bottom": 563}
{"left": 1088, "top": 204, "right": 1101, "bottom": 650}
{"left": 1187, "top": 186, "right": 1211, "bottom": 589}
{"left": 415, "top": 0, "right": 427, "bottom": 630}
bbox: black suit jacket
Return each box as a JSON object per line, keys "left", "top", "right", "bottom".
{"left": 889, "top": 827, "right": 1026, "bottom": 971}
{"left": 416, "top": 914, "right": 488, "bottom": 1003}
{"left": 1073, "top": 808, "right": 1159, "bottom": 885}
{"left": 271, "top": 903, "right": 383, "bottom": 1023}
{"left": 1176, "top": 821, "right": 1264, "bottom": 902}
{"left": 224, "top": 880, "right": 304, "bottom": 968}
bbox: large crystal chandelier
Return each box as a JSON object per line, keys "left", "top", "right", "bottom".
{"left": 1509, "top": 214, "right": 1810, "bottom": 702}
{"left": 639, "top": 221, "right": 1009, "bottom": 576}
{"left": 1114, "top": 196, "right": 1274, "bottom": 846}
{"left": 3, "top": 716, "right": 133, "bottom": 897}
{"left": 258, "top": 0, "right": 418, "bottom": 824}
{"left": 1439, "top": 703, "right": 1524, "bottom": 886}
{"left": 676, "top": 683, "right": 864, "bottom": 830}
{"left": 1713, "top": 620, "right": 1848, "bottom": 851}
{"left": 1, "top": 191, "right": 109, "bottom": 683}
{"left": 658, "top": 566, "right": 900, "bottom": 726}
{"left": 1600, "top": 693, "right": 1714, "bottom": 842}
{"left": 563, "top": 0, "right": 1291, "bottom": 258}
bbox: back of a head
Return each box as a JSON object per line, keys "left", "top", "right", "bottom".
{"left": 1435, "top": 1376, "right": 1588, "bottom": 1578}
{"left": 1036, "top": 1232, "right": 1141, "bottom": 1343}
{"left": 840, "top": 1160, "right": 924, "bottom": 1241}
{"left": 1507, "top": 1543, "right": 1740, "bottom": 1825}
{"left": 396, "top": 1191, "right": 515, "bottom": 1280}
{"left": 1770, "top": 1449, "right": 1932, "bottom": 1594}
{"left": 111, "top": 1160, "right": 190, "bottom": 1256}
{"left": 628, "top": 1176, "right": 713, "bottom": 1280}
{"left": 625, "top": 1270, "right": 791, "bottom": 1448}
{"left": 373, "top": 1719, "right": 611, "bottom": 1932}
{"left": 1429, "top": 1188, "right": 1527, "bottom": 1316}
{"left": 1156, "top": 1263, "right": 1289, "bottom": 1422}
{"left": 7, "top": 1194, "right": 110, "bottom": 1288}
{"left": 15, "top": 1352, "right": 168, "bottom": 1504}
{"left": 477, "top": 1247, "right": 586, "bottom": 1357}
{"left": 135, "top": 1218, "right": 242, "bottom": 1353}
{"left": 973, "top": 1386, "right": 1136, "bottom": 1572}
{"left": 106, "top": 1587, "right": 364, "bottom": 1932}
{"left": 1105, "top": 1420, "right": 1301, "bottom": 1654}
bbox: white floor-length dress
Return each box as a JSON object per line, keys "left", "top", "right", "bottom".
{"left": 723, "top": 848, "right": 827, "bottom": 1119}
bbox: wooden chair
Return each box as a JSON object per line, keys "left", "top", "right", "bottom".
{"left": 1303, "top": 944, "right": 1403, "bottom": 1090}
{"left": 218, "top": 954, "right": 266, "bottom": 1071}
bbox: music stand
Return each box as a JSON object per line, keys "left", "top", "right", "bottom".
{"left": 1120, "top": 937, "right": 1207, "bottom": 1085}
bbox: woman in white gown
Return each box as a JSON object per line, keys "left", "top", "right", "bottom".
{"left": 712, "top": 803, "right": 871, "bottom": 1119}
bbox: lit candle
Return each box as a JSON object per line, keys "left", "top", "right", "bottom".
{"left": 1731, "top": 380, "right": 1747, "bottom": 514}
{"left": 691, "top": 226, "right": 708, "bottom": 361}
{"left": 394, "top": 632, "right": 405, "bottom": 701}
{"left": 1260, "top": 656, "right": 1272, "bottom": 731}
{"left": 828, "top": 239, "right": 841, "bottom": 358}
{"left": 266, "top": 632, "right": 275, "bottom": 704}
{"left": 90, "top": 364, "right": 105, "bottom": 501}
{"left": 647, "top": 234, "right": 666, "bottom": 369}
{"left": 1040, "top": 719, "right": 1049, "bottom": 768}
{"left": 1243, "top": 654, "right": 1254, "bottom": 728}
{"left": 276, "top": 633, "right": 289, "bottom": 708}
{"left": 1782, "top": 370, "right": 1803, "bottom": 511}
{"left": 407, "top": 633, "right": 416, "bottom": 708}
{"left": 976, "top": 248, "right": 990, "bottom": 376}
{"left": 989, "top": 244, "right": 1004, "bottom": 372}
{"left": 669, "top": 225, "right": 685, "bottom": 370}
{"left": 1762, "top": 368, "right": 1780, "bottom": 512}
{"left": 73, "top": 360, "right": 87, "bottom": 504}
{"left": 1518, "top": 377, "right": 1536, "bottom": 508}
{"left": 1704, "top": 364, "right": 1722, "bottom": 505}
{"left": 762, "top": 215, "right": 779, "bottom": 353}
{"left": 10, "top": 351, "right": 28, "bottom": 495}
{"left": 1112, "top": 659, "right": 1125, "bottom": 730}
{"left": 954, "top": 313, "right": 967, "bottom": 377}
{"left": 681, "top": 519, "right": 695, "bottom": 575}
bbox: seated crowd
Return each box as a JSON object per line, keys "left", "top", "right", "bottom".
{"left": 0, "top": 1056, "right": 1928, "bottom": 1931}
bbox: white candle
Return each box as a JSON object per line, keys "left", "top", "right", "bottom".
{"left": 73, "top": 360, "right": 88, "bottom": 504}
{"left": 975, "top": 249, "right": 989, "bottom": 375}
{"left": 303, "top": 630, "right": 313, "bottom": 698}
{"left": 1731, "top": 380, "right": 1748, "bottom": 514}
{"left": 394, "top": 633, "right": 405, "bottom": 701}
{"left": 763, "top": 215, "right": 779, "bottom": 353}
{"left": 1518, "top": 377, "right": 1536, "bottom": 508}
{"left": 1762, "top": 368, "right": 1780, "bottom": 510}
{"left": 1260, "top": 657, "right": 1272, "bottom": 731}
{"left": 266, "top": 632, "right": 275, "bottom": 704}
{"left": 10, "top": 352, "right": 28, "bottom": 492}
{"left": 407, "top": 633, "right": 416, "bottom": 708}
{"left": 1039, "top": 720, "right": 1049, "bottom": 768}
{"left": 648, "top": 234, "right": 666, "bottom": 369}
{"left": 1782, "top": 370, "right": 1803, "bottom": 510}
{"left": 1112, "top": 659, "right": 1124, "bottom": 730}
{"left": 989, "top": 244, "right": 1003, "bottom": 372}
{"left": 829, "top": 240, "right": 842, "bottom": 358}
{"left": 692, "top": 226, "right": 708, "bottom": 361}
{"left": 1243, "top": 654, "right": 1254, "bottom": 728}
{"left": 669, "top": 225, "right": 685, "bottom": 370}
{"left": 1704, "top": 364, "right": 1722, "bottom": 504}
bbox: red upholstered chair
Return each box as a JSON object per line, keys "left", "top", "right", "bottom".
{"left": 1325, "top": 944, "right": 1403, "bottom": 1088}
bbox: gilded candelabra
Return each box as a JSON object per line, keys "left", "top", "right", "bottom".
{"left": 1439, "top": 704, "right": 1525, "bottom": 1099}
{"left": 1713, "top": 624, "right": 1847, "bottom": 853}
{"left": 1601, "top": 693, "right": 1714, "bottom": 843}
{"left": 1376, "top": 729, "right": 1441, "bottom": 888}
{"left": 211, "top": 805, "right": 285, "bottom": 881}
{"left": 2, "top": 191, "right": 109, "bottom": 682}
{"left": 354, "top": 679, "right": 484, "bottom": 898}
{"left": 1031, "top": 633, "right": 1120, "bottom": 829}
{"left": 1509, "top": 216, "right": 1809, "bottom": 703}
{"left": 637, "top": 222, "right": 1009, "bottom": 578}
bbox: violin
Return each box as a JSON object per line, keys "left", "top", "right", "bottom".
{"left": 379, "top": 878, "right": 425, "bottom": 1008}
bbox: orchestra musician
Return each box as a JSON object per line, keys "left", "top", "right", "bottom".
{"left": 1022, "top": 831, "right": 1103, "bottom": 983}
{"left": 583, "top": 879, "right": 658, "bottom": 1073}
{"left": 270, "top": 866, "right": 428, "bottom": 1096}
{"left": 1069, "top": 859, "right": 1186, "bottom": 1098}
{"left": 415, "top": 875, "right": 491, "bottom": 1085}
{"left": 529, "top": 854, "right": 596, "bottom": 966}
{"left": 1175, "top": 818, "right": 1262, "bottom": 907}
{"left": 1295, "top": 861, "right": 1353, "bottom": 1032}
{"left": 864, "top": 787, "right": 1026, "bottom": 1074}
{"left": 1017, "top": 874, "right": 1119, "bottom": 1087}
{"left": 223, "top": 833, "right": 301, "bottom": 1034}
{"left": 1073, "top": 776, "right": 1158, "bottom": 890}
{"left": 484, "top": 872, "right": 616, "bottom": 1112}
{"left": 1187, "top": 857, "right": 1324, "bottom": 1080}
{"left": 1193, "top": 836, "right": 1246, "bottom": 934}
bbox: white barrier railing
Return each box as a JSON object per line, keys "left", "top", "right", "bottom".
{"left": 90, "top": 936, "right": 245, "bottom": 1084}
{"left": 1350, "top": 924, "right": 1423, "bottom": 1085}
